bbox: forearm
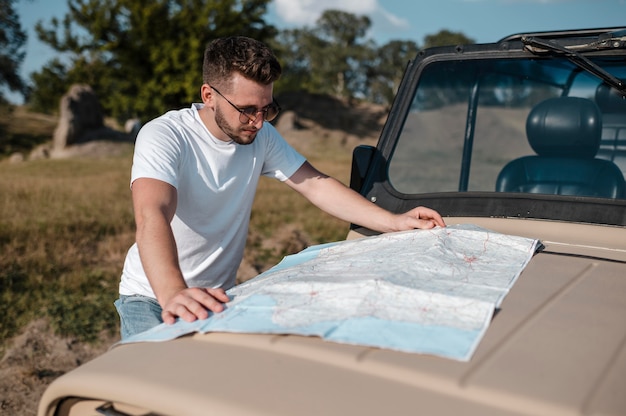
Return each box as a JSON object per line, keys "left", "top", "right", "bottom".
{"left": 300, "top": 176, "right": 398, "bottom": 233}
{"left": 287, "top": 162, "right": 445, "bottom": 232}
{"left": 135, "top": 214, "right": 187, "bottom": 306}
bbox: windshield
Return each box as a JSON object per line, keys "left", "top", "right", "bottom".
{"left": 388, "top": 56, "right": 626, "bottom": 199}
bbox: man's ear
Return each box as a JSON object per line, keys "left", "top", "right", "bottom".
{"left": 200, "top": 84, "right": 213, "bottom": 104}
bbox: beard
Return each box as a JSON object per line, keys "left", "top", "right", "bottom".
{"left": 214, "top": 105, "right": 259, "bottom": 145}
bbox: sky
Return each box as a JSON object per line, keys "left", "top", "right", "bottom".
{"left": 8, "top": 0, "right": 626, "bottom": 103}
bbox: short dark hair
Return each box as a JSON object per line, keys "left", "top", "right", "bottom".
{"left": 202, "top": 36, "right": 282, "bottom": 90}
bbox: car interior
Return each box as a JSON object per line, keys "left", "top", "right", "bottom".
{"left": 495, "top": 96, "right": 626, "bottom": 198}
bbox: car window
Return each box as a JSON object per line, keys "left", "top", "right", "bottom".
{"left": 388, "top": 57, "right": 626, "bottom": 199}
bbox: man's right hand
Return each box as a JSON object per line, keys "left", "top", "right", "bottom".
{"left": 161, "top": 287, "right": 230, "bottom": 324}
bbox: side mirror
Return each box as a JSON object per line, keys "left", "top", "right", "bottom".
{"left": 350, "top": 145, "right": 376, "bottom": 193}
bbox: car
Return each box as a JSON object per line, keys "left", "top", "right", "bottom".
{"left": 38, "top": 27, "right": 626, "bottom": 416}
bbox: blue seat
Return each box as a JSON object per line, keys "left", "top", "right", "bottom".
{"left": 496, "top": 97, "right": 626, "bottom": 199}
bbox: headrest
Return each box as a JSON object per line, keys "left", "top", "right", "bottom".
{"left": 526, "top": 97, "right": 601, "bottom": 158}
{"left": 595, "top": 83, "right": 626, "bottom": 114}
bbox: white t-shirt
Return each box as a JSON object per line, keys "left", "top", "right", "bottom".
{"left": 119, "top": 103, "right": 306, "bottom": 298}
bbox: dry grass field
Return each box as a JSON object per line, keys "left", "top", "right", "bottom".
{"left": 0, "top": 95, "right": 384, "bottom": 415}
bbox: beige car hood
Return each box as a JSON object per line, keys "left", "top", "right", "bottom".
{"left": 39, "top": 218, "right": 626, "bottom": 416}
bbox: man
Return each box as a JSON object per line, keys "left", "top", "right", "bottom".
{"left": 115, "top": 36, "right": 446, "bottom": 340}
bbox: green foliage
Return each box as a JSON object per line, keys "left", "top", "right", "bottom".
{"left": 277, "top": 10, "right": 374, "bottom": 99}
{"left": 273, "top": 10, "right": 420, "bottom": 105}
{"left": 0, "top": 0, "right": 28, "bottom": 102}
{"left": 29, "top": 0, "right": 277, "bottom": 121}
{"left": 423, "top": 29, "right": 475, "bottom": 48}
{"left": 367, "top": 40, "right": 419, "bottom": 105}
{"left": 23, "top": 2, "right": 477, "bottom": 116}
{"left": 46, "top": 269, "right": 120, "bottom": 342}
{"left": 27, "top": 59, "right": 69, "bottom": 113}
{"left": 270, "top": 29, "right": 316, "bottom": 94}
{"left": 314, "top": 10, "right": 375, "bottom": 98}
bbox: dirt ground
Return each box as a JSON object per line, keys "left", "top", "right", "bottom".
{"left": 0, "top": 319, "right": 117, "bottom": 415}
{"left": 0, "top": 94, "right": 385, "bottom": 416}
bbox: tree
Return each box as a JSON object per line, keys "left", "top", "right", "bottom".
{"left": 270, "top": 28, "right": 317, "bottom": 95}
{"left": 29, "top": 0, "right": 277, "bottom": 121}
{"left": 365, "top": 30, "right": 474, "bottom": 106}
{"left": 0, "top": 0, "right": 28, "bottom": 104}
{"left": 311, "top": 10, "right": 373, "bottom": 98}
{"left": 28, "top": 59, "right": 70, "bottom": 112}
{"left": 273, "top": 11, "right": 480, "bottom": 106}
{"left": 367, "top": 40, "right": 419, "bottom": 105}
{"left": 423, "top": 29, "right": 475, "bottom": 48}
{"left": 274, "top": 10, "right": 373, "bottom": 100}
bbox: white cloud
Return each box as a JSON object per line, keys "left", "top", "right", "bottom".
{"left": 374, "top": 6, "right": 410, "bottom": 32}
{"left": 461, "top": 0, "right": 573, "bottom": 2}
{"left": 272, "top": 0, "right": 409, "bottom": 32}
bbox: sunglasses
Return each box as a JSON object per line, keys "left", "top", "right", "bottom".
{"left": 212, "top": 86, "right": 281, "bottom": 124}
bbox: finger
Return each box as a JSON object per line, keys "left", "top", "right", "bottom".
{"left": 199, "top": 295, "right": 225, "bottom": 314}
{"left": 164, "top": 292, "right": 209, "bottom": 322}
{"left": 162, "top": 303, "right": 201, "bottom": 323}
{"left": 428, "top": 209, "right": 446, "bottom": 227}
{"left": 162, "top": 310, "right": 177, "bottom": 325}
{"left": 416, "top": 207, "right": 446, "bottom": 228}
{"left": 183, "top": 294, "right": 213, "bottom": 319}
{"left": 182, "top": 287, "right": 225, "bottom": 314}
{"left": 416, "top": 219, "right": 437, "bottom": 229}
{"left": 206, "top": 287, "right": 230, "bottom": 303}
{"left": 431, "top": 214, "right": 446, "bottom": 227}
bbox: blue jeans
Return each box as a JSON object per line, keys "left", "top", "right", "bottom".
{"left": 114, "top": 294, "right": 163, "bottom": 340}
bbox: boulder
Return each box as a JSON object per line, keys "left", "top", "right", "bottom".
{"left": 52, "top": 84, "right": 104, "bottom": 150}
{"left": 8, "top": 152, "right": 25, "bottom": 163}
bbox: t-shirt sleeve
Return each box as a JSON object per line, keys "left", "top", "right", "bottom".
{"left": 260, "top": 123, "right": 306, "bottom": 181}
{"left": 130, "top": 118, "right": 182, "bottom": 189}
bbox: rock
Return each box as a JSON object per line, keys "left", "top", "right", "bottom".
{"left": 8, "top": 152, "right": 24, "bottom": 163}
{"left": 52, "top": 84, "right": 105, "bottom": 151}
{"left": 28, "top": 143, "right": 52, "bottom": 160}
{"left": 274, "top": 110, "right": 302, "bottom": 135}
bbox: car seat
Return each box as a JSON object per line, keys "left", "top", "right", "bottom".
{"left": 495, "top": 96, "right": 625, "bottom": 198}
{"left": 595, "top": 83, "right": 626, "bottom": 179}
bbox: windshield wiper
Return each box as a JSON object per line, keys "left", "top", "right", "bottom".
{"left": 522, "top": 34, "right": 625, "bottom": 93}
